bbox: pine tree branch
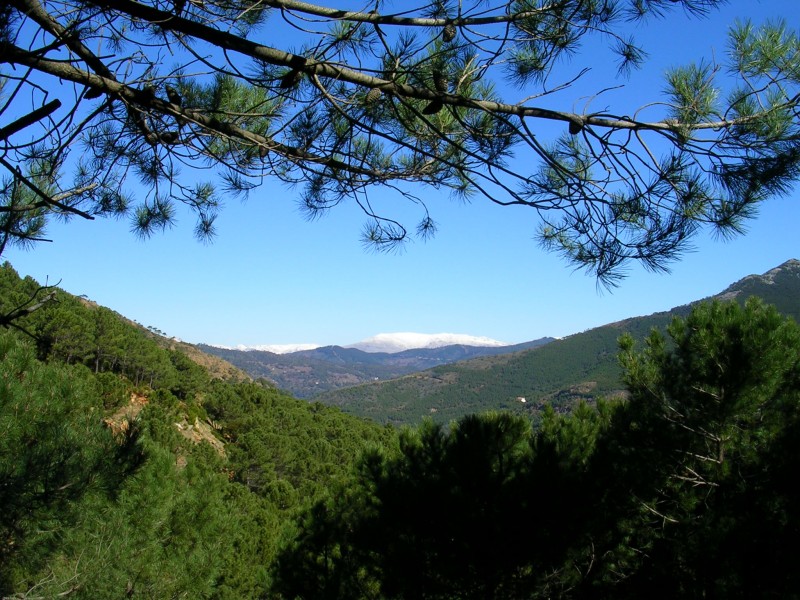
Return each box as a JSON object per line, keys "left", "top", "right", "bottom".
{"left": 71, "top": 0, "right": 721, "bottom": 133}
{"left": 0, "top": 156, "right": 95, "bottom": 220}
{"left": 260, "top": 0, "right": 547, "bottom": 27}
{"left": 0, "top": 286, "right": 57, "bottom": 329}
{"left": 0, "top": 100, "right": 61, "bottom": 141}
{"left": 80, "top": 0, "right": 798, "bottom": 137}
{"left": 0, "top": 44, "right": 395, "bottom": 181}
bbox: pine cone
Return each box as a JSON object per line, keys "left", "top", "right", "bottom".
{"left": 84, "top": 87, "right": 103, "bottom": 99}
{"left": 433, "top": 70, "right": 448, "bottom": 93}
{"left": 141, "top": 85, "right": 157, "bottom": 101}
{"left": 279, "top": 69, "right": 303, "bottom": 89}
{"left": 160, "top": 131, "right": 180, "bottom": 144}
{"left": 365, "top": 88, "right": 382, "bottom": 104}
{"left": 422, "top": 99, "right": 444, "bottom": 115}
{"left": 443, "top": 23, "right": 457, "bottom": 43}
{"left": 165, "top": 85, "right": 182, "bottom": 106}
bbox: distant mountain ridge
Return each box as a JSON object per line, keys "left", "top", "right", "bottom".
{"left": 211, "top": 332, "right": 511, "bottom": 355}
{"left": 315, "top": 259, "right": 800, "bottom": 425}
{"left": 347, "top": 332, "right": 510, "bottom": 353}
{"left": 198, "top": 338, "right": 553, "bottom": 398}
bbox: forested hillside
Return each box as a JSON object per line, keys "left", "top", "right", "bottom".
{"left": 3, "top": 0, "right": 800, "bottom": 592}
{"left": 0, "top": 262, "right": 395, "bottom": 598}
{"left": 319, "top": 260, "right": 800, "bottom": 425}
{"left": 275, "top": 299, "right": 800, "bottom": 599}
{"left": 2, "top": 261, "right": 799, "bottom": 597}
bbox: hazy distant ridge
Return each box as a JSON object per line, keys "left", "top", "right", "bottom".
{"left": 199, "top": 337, "right": 551, "bottom": 398}
{"left": 348, "top": 332, "right": 509, "bottom": 353}
{"left": 211, "top": 332, "right": 510, "bottom": 355}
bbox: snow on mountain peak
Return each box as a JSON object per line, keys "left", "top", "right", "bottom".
{"left": 209, "top": 343, "right": 321, "bottom": 354}
{"left": 211, "top": 333, "right": 508, "bottom": 354}
{"left": 347, "top": 332, "right": 508, "bottom": 354}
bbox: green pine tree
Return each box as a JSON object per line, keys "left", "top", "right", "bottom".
{"left": 3, "top": 2, "right": 800, "bottom": 281}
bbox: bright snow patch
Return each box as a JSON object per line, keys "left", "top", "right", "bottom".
{"left": 211, "top": 333, "right": 509, "bottom": 354}
{"left": 209, "top": 343, "right": 321, "bottom": 354}
{"left": 244, "top": 343, "right": 321, "bottom": 354}
{"left": 348, "top": 332, "right": 508, "bottom": 354}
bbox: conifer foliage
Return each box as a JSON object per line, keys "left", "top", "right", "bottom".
{"left": 0, "top": 264, "right": 394, "bottom": 598}
{"left": 2, "top": 1, "right": 800, "bottom": 281}
{"left": 597, "top": 299, "right": 800, "bottom": 597}
{"left": 1, "top": 264, "right": 799, "bottom": 597}
{"left": 274, "top": 298, "right": 800, "bottom": 599}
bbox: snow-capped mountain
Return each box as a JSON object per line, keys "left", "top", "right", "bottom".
{"left": 346, "top": 332, "right": 508, "bottom": 354}
{"left": 211, "top": 333, "right": 509, "bottom": 354}
{"left": 228, "top": 343, "right": 321, "bottom": 354}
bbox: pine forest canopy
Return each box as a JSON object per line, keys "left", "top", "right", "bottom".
{"left": 1, "top": 0, "right": 799, "bottom": 283}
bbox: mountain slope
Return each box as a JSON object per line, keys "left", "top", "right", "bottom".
{"left": 0, "top": 261, "right": 398, "bottom": 598}
{"left": 316, "top": 259, "right": 800, "bottom": 425}
{"left": 198, "top": 338, "right": 553, "bottom": 398}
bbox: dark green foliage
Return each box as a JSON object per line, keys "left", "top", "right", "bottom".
{"left": 204, "top": 380, "right": 396, "bottom": 506}
{"left": 273, "top": 408, "right": 614, "bottom": 599}
{"left": 0, "top": 331, "right": 144, "bottom": 595}
{"left": 588, "top": 298, "right": 800, "bottom": 598}
{"left": 0, "top": 263, "right": 397, "bottom": 597}
{"left": 4, "top": 259, "right": 800, "bottom": 597}
{"left": 360, "top": 414, "right": 534, "bottom": 599}
{"left": 1, "top": 262, "right": 208, "bottom": 395}
{"left": 276, "top": 298, "right": 800, "bottom": 599}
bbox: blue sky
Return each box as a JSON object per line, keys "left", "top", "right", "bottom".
{"left": 4, "top": 0, "right": 799, "bottom": 348}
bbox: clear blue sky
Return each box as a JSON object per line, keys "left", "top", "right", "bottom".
{"left": 5, "top": 0, "right": 799, "bottom": 348}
